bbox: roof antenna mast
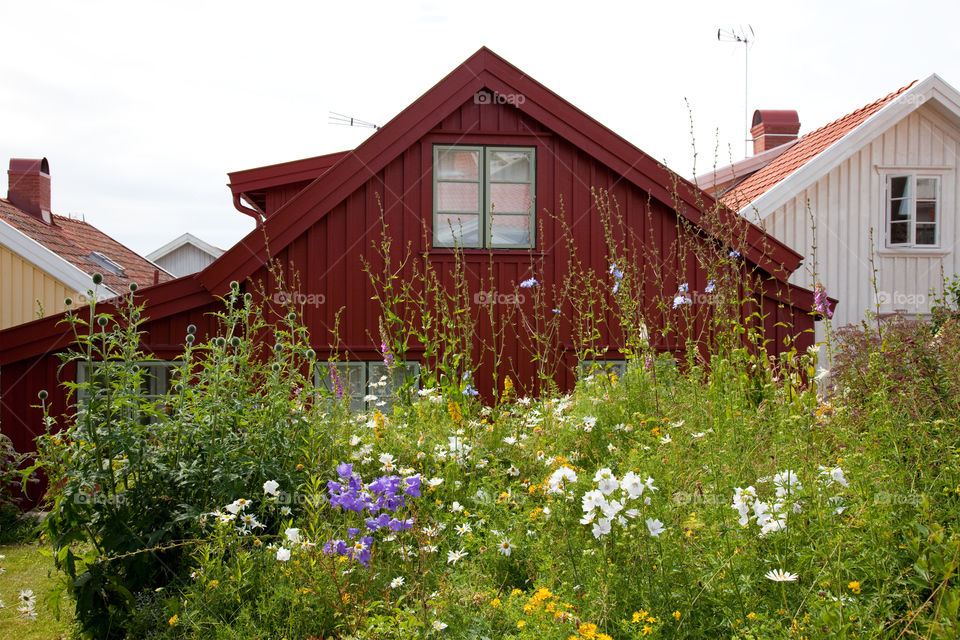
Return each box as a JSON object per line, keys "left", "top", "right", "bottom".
{"left": 718, "top": 25, "right": 755, "bottom": 157}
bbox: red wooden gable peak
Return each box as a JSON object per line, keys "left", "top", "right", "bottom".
{"left": 201, "top": 46, "right": 805, "bottom": 295}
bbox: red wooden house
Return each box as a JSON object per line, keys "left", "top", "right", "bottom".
{"left": 0, "top": 47, "right": 822, "bottom": 457}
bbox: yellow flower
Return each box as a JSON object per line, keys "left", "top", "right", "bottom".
{"left": 490, "top": 598, "right": 501, "bottom": 609}
{"left": 511, "top": 588, "right": 523, "bottom": 597}
{"left": 673, "top": 610, "right": 681, "bottom": 620}
{"left": 848, "top": 581, "right": 861, "bottom": 594}
{"left": 168, "top": 614, "right": 179, "bottom": 627}
{"left": 641, "top": 625, "right": 653, "bottom": 635}
{"left": 746, "top": 612, "right": 757, "bottom": 620}
{"left": 516, "top": 620, "right": 526, "bottom": 628}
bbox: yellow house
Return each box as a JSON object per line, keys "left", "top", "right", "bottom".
{"left": 0, "top": 158, "right": 172, "bottom": 330}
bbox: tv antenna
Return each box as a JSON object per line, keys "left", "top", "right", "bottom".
{"left": 718, "top": 25, "right": 755, "bottom": 157}
{"left": 328, "top": 112, "right": 380, "bottom": 130}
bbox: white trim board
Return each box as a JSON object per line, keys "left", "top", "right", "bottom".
{"left": 0, "top": 218, "right": 118, "bottom": 297}
{"left": 146, "top": 232, "right": 224, "bottom": 262}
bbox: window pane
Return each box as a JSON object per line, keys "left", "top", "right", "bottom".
{"left": 321, "top": 363, "right": 365, "bottom": 397}
{"left": 889, "top": 221, "right": 909, "bottom": 244}
{"left": 916, "top": 200, "right": 936, "bottom": 223}
{"left": 437, "top": 182, "right": 479, "bottom": 213}
{"left": 435, "top": 214, "right": 479, "bottom": 245}
{"left": 917, "top": 177, "right": 937, "bottom": 200}
{"left": 490, "top": 214, "right": 530, "bottom": 246}
{"left": 436, "top": 149, "right": 479, "bottom": 180}
{"left": 916, "top": 223, "right": 936, "bottom": 245}
{"left": 890, "top": 176, "right": 911, "bottom": 199}
{"left": 490, "top": 183, "right": 532, "bottom": 214}
{"left": 489, "top": 150, "right": 532, "bottom": 182}
{"left": 889, "top": 198, "right": 911, "bottom": 222}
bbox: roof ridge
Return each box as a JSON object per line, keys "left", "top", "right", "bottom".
{"left": 798, "top": 79, "right": 918, "bottom": 142}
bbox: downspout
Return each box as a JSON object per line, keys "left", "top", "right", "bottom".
{"left": 232, "top": 192, "right": 265, "bottom": 225}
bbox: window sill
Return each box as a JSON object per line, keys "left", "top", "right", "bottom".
{"left": 877, "top": 246, "right": 950, "bottom": 257}
{"left": 426, "top": 248, "right": 546, "bottom": 258}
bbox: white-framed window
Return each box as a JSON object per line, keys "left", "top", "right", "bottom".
{"left": 433, "top": 145, "right": 535, "bottom": 249}
{"left": 316, "top": 361, "right": 420, "bottom": 412}
{"left": 886, "top": 173, "right": 940, "bottom": 247}
{"left": 75, "top": 361, "right": 177, "bottom": 423}
{"left": 578, "top": 359, "right": 627, "bottom": 380}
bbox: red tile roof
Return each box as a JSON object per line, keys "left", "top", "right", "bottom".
{"left": 721, "top": 81, "right": 918, "bottom": 211}
{"left": 0, "top": 199, "right": 173, "bottom": 292}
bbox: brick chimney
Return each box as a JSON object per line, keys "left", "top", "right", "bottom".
{"left": 750, "top": 110, "right": 800, "bottom": 154}
{"left": 7, "top": 158, "right": 52, "bottom": 224}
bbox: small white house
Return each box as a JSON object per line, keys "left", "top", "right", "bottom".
{"left": 699, "top": 74, "right": 960, "bottom": 344}
{"left": 146, "top": 233, "right": 224, "bottom": 278}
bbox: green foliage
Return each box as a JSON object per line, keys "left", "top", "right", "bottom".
{"left": 31, "top": 281, "right": 318, "bottom": 638}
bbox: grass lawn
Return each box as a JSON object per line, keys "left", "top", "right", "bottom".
{"left": 0, "top": 540, "right": 73, "bottom": 639}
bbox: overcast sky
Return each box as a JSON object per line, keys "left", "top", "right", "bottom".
{"left": 2, "top": 0, "right": 959, "bottom": 257}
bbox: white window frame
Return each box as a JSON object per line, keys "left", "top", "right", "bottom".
{"left": 75, "top": 360, "right": 178, "bottom": 423}
{"left": 884, "top": 172, "right": 942, "bottom": 249}
{"left": 578, "top": 359, "right": 627, "bottom": 380}
{"left": 316, "top": 361, "right": 420, "bottom": 412}
{"left": 433, "top": 145, "right": 536, "bottom": 249}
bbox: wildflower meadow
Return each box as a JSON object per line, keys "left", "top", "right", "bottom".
{"left": 3, "top": 203, "right": 960, "bottom": 639}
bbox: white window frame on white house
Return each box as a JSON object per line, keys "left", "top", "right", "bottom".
{"left": 316, "top": 361, "right": 420, "bottom": 412}
{"left": 433, "top": 145, "right": 536, "bottom": 249}
{"left": 884, "top": 172, "right": 942, "bottom": 249}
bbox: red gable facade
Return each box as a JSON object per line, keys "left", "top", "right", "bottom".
{"left": 0, "top": 48, "right": 821, "bottom": 462}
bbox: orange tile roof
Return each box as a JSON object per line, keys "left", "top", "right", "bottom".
{"left": 0, "top": 199, "right": 173, "bottom": 292}
{"left": 721, "top": 80, "right": 918, "bottom": 211}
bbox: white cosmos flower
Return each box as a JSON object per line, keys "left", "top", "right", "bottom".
{"left": 390, "top": 576, "right": 405, "bottom": 589}
{"left": 592, "top": 518, "right": 612, "bottom": 539}
{"left": 276, "top": 547, "right": 291, "bottom": 562}
{"left": 593, "top": 468, "right": 619, "bottom": 495}
{"left": 432, "top": 620, "right": 448, "bottom": 631}
{"left": 506, "top": 465, "right": 520, "bottom": 477}
{"left": 547, "top": 467, "right": 578, "bottom": 494}
{"left": 600, "top": 498, "right": 624, "bottom": 519}
{"left": 646, "top": 517, "right": 665, "bottom": 537}
{"left": 454, "top": 523, "right": 472, "bottom": 536}
{"left": 497, "top": 538, "right": 516, "bottom": 556}
{"left": 582, "top": 489, "right": 605, "bottom": 514}
{"left": 765, "top": 569, "right": 798, "bottom": 582}
{"left": 428, "top": 477, "right": 444, "bottom": 487}
{"left": 263, "top": 480, "right": 280, "bottom": 496}
{"left": 774, "top": 470, "right": 802, "bottom": 497}
{"left": 225, "top": 498, "right": 249, "bottom": 514}
{"left": 621, "top": 471, "right": 645, "bottom": 499}
{"left": 503, "top": 436, "right": 517, "bottom": 445}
